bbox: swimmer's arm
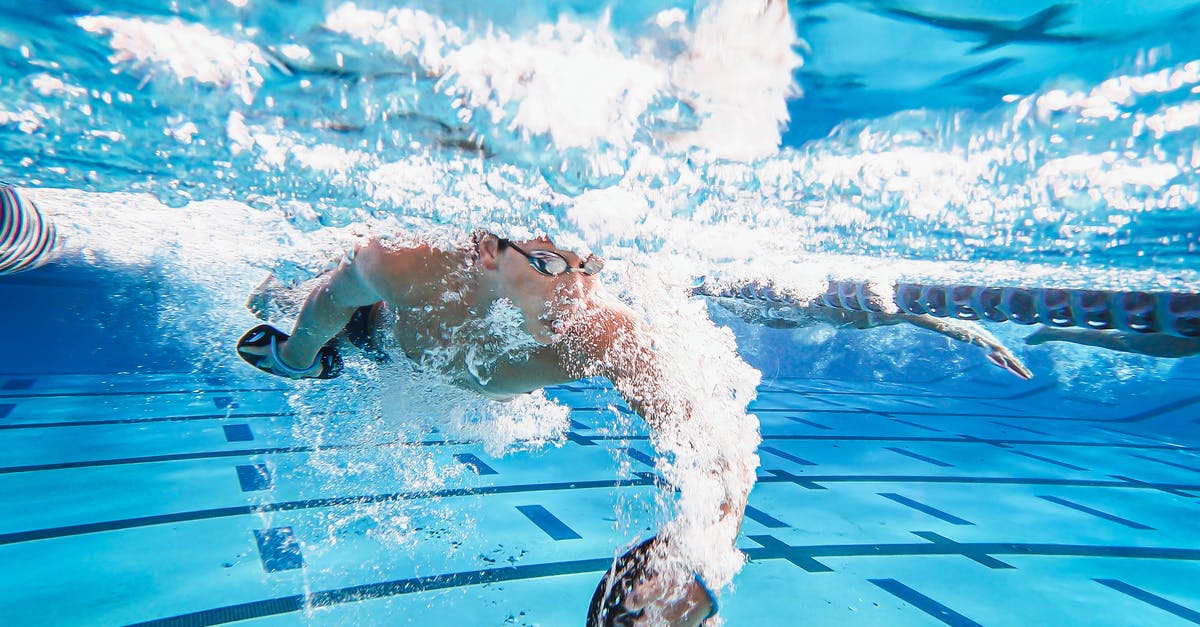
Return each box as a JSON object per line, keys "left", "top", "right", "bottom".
{"left": 898, "top": 313, "right": 1033, "bottom": 379}
{"left": 277, "top": 238, "right": 396, "bottom": 368}
{"left": 579, "top": 307, "right": 750, "bottom": 522}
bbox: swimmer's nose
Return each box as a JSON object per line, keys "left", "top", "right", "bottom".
{"left": 554, "top": 276, "right": 587, "bottom": 312}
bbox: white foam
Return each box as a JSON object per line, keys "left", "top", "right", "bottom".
{"left": 76, "top": 15, "right": 268, "bottom": 104}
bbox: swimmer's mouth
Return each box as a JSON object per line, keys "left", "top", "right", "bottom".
{"left": 543, "top": 317, "right": 569, "bottom": 335}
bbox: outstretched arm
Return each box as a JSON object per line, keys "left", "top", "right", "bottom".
{"left": 897, "top": 313, "right": 1032, "bottom": 379}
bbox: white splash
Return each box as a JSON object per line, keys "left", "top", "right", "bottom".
{"left": 76, "top": 15, "right": 268, "bottom": 104}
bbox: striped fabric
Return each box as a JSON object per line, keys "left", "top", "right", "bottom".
{"left": 0, "top": 185, "right": 58, "bottom": 276}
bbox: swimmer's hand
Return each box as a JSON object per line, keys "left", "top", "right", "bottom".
{"left": 236, "top": 324, "right": 343, "bottom": 380}
{"left": 621, "top": 576, "right": 715, "bottom": 627}
{"left": 984, "top": 344, "right": 1033, "bottom": 380}
{"left": 588, "top": 536, "right": 717, "bottom": 627}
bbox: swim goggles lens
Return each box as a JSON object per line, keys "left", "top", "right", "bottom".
{"left": 504, "top": 240, "right": 604, "bottom": 277}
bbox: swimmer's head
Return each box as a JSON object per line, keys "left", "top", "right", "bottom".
{"left": 476, "top": 233, "right": 603, "bottom": 344}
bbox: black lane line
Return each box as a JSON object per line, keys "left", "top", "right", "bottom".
{"left": 1094, "top": 579, "right": 1200, "bottom": 624}
{"left": 869, "top": 578, "right": 982, "bottom": 627}
{"left": 7, "top": 473, "right": 1198, "bottom": 548}
{"left": 758, "top": 474, "right": 1200, "bottom": 493}
{"left": 0, "top": 386, "right": 286, "bottom": 399}
{"left": 126, "top": 557, "right": 616, "bottom": 627}
{"left": 0, "top": 411, "right": 297, "bottom": 431}
{"left": 126, "top": 540, "right": 1200, "bottom": 627}
{"left": 1130, "top": 453, "right": 1200, "bottom": 475}
{"left": 0, "top": 477, "right": 658, "bottom": 546}
{"left": 0, "top": 437, "right": 479, "bottom": 474}
{"left": 4, "top": 433, "right": 1196, "bottom": 476}
{"left": 1037, "top": 495, "right": 1155, "bottom": 530}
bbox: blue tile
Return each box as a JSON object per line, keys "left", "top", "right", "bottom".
{"left": 744, "top": 505, "right": 789, "bottom": 528}
{"left": 0, "top": 403, "right": 12, "bottom": 419}
{"left": 569, "top": 419, "right": 591, "bottom": 430}
{"left": 254, "top": 527, "right": 304, "bottom": 572}
{"left": 223, "top": 424, "right": 254, "bottom": 442}
{"left": 879, "top": 493, "right": 973, "bottom": 525}
{"left": 869, "top": 578, "right": 982, "bottom": 627}
{"left": 2, "top": 379, "right": 34, "bottom": 391}
{"left": 213, "top": 396, "right": 237, "bottom": 410}
{"left": 1095, "top": 579, "right": 1200, "bottom": 624}
{"left": 1038, "top": 495, "right": 1154, "bottom": 530}
{"left": 886, "top": 447, "right": 954, "bottom": 468}
{"left": 236, "top": 464, "right": 273, "bottom": 492}
{"left": 454, "top": 453, "right": 498, "bottom": 475}
{"left": 760, "top": 446, "right": 817, "bottom": 466}
{"left": 515, "top": 505, "right": 581, "bottom": 540}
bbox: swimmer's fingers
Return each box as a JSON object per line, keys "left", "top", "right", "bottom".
{"left": 985, "top": 348, "right": 1033, "bottom": 380}
{"left": 625, "top": 574, "right": 714, "bottom": 627}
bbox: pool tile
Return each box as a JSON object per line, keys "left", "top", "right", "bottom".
{"left": 222, "top": 424, "right": 254, "bottom": 442}
{"left": 254, "top": 527, "right": 304, "bottom": 573}
{"left": 236, "top": 464, "right": 273, "bottom": 492}
{"left": 516, "top": 505, "right": 582, "bottom": 541}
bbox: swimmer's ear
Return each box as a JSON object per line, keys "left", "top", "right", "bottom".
{"left": 477, "top": 233, "right": 501, "bottom": 270}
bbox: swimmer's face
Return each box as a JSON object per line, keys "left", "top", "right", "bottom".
{"left": 483, "top": 236, "right": 600, "bottom": 344}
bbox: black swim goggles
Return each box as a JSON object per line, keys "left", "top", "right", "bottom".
{"left": 498, "top": 239, "right": 604, "bottom": 277}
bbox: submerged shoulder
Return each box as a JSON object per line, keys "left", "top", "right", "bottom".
{"left": 350, "top": 237, "right": 466, "bottom": 304}
{"left": 558, "top": 298, "right": 649, "bottom": 366}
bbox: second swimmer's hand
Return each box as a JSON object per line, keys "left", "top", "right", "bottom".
{"left": 984, "top": 345, "right": 1033, "bottom": 380}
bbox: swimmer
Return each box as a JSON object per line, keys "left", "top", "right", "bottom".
{"left": 718, "top": 299, "right": 1033, "bottom": 379}
{"left": 237, "top": 232, "right": 733, "bottom": 627}
{"left": 1025, "top": 326, "right": 1200, "bottom": 358}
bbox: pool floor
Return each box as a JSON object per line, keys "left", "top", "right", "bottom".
{"left": 1, "top": 366, "right": 1199, "bottom": 626}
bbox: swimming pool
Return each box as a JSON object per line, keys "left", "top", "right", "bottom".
{"left": 2, "top": 1, "right": 1200, "bottom": 625}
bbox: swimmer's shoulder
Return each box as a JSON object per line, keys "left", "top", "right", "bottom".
{"left": 352, "top": 237, "right": 466, "bottom": 306}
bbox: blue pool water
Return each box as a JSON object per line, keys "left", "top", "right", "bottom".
{"left": 2, "top": 1, "right": 1200, "bottom": 625}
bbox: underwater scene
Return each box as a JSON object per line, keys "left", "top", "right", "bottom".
{"left": 1, "top": 1, "right": 1199, "bottom": 625}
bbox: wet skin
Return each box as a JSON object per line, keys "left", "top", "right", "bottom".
{"left": 239, "top": 233, "right": 736, "bottom": 627}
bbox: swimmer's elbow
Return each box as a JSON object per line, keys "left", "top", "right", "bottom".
{"left": 324, "top": 240, "right": 386, "bottom": 307}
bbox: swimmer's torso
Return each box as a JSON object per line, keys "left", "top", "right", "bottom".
{"left": 377, "top": 297, "right": 580, "bottom": 401}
